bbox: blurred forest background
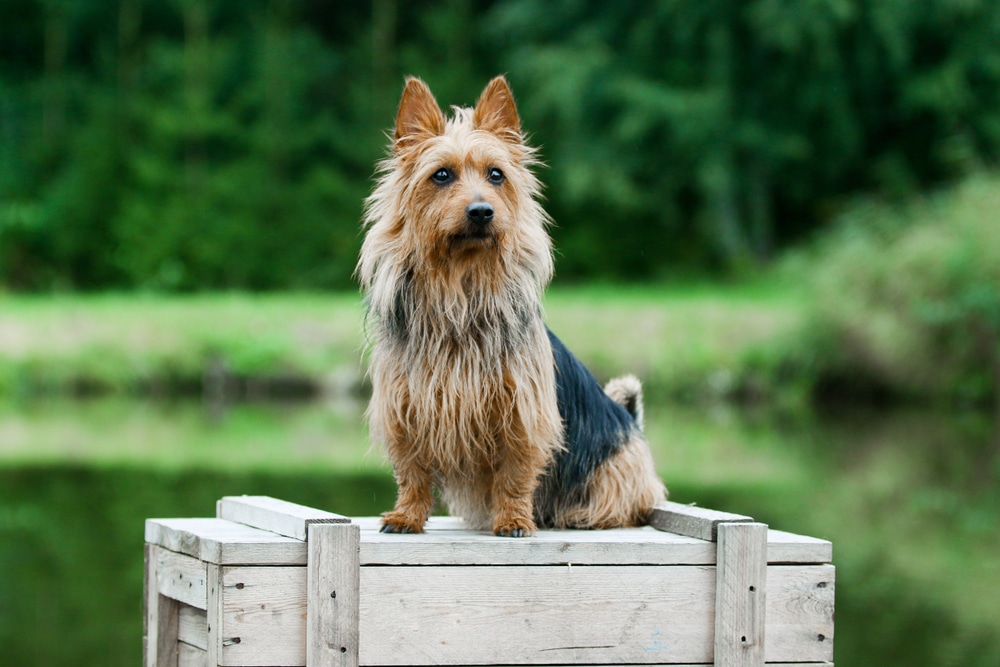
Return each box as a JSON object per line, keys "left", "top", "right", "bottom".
{"left": 2, "top": 0, "right": 999, "bottom": 290}
{"left": 3, "top": 2, "right": 1000, "bottom": 667}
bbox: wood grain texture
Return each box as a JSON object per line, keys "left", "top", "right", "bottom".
{"left": 144, "top": 544, "right": 180, "bottom": 667}
{"left": 764, "top": 564, "right": 835, "bottom": 663}
{"left": 145, "top": 500, "right": 833, "bottom": 667}
{"left": 217, "top": 495, "right": 350, "bottom": 542}
{"left": 146, "top": 516, "right": 830, "bottom": 568}
{"left": 205, "top": 563, "right": 224, "bottom": 667}
{"left": 218, "top": 566, "right": 308, "bottom": 666}
{"left": 308, "top": 523, "right": 361, "bottom": 667}
{"left": 359, "top": 564, "right": 716, "bottom": 665}
{"left": 158, "top": 563, "right": 830, "bottom": 666}
{"left": 146, "top": 518, "right": 307, "bottom": 565}
{"left": 649, "top": 502, "right": 754, "bottom": 542}
{"left": 352, "top": 517, "right": 830, "bottom": 566}
{"left": 178, "top": 604, "right": 208, "bottom": 651}
{"left": 177, "top": 641, "right": 207, "bottom": 667}
{"left": 714, "top": 523, "right": 768, "bottom": 667}
{"left": 156, "top": 549, "right": 208, "bottom": 610}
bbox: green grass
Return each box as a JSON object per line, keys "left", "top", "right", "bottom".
{"left": 0, "top": 292, "right": 367, "bottom": 395}
{"left": 0, "top": 283, "right": 805, "bottom": 400}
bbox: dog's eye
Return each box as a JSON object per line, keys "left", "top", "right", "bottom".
{"left": 431, "top": 168, "right": 454, "bottom": 185}
{"left": 487, "top": 167, "right": 505, "bottom": 185}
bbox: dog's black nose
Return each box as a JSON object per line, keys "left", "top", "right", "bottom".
{"left": 466, "top": 201, "right": 494, "bottom": 225}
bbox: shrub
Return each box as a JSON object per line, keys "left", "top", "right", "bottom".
{"left": 782, "top": 173, "right": 1000, "bottom": 407}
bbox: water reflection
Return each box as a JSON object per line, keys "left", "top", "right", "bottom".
{"left": 1, "top": 398, "right": 998, "bottom": 666}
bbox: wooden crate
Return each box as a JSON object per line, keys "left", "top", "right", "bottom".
{"left": 144, "top": 496, "right": 834, "bottom": 667}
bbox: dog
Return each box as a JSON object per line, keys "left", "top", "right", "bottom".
{"left": 357, "top": 75, "right": 666, "bottom": 537}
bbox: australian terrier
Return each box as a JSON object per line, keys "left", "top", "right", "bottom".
{"left": 358, "top": 75, "right": 666, "bottom": 537}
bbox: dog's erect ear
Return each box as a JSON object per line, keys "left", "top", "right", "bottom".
{"left": 394, "top": 77, "right": 445, "bottom": 151}
{"left": 473, "top": 75, "right": 522, "bottom": 143}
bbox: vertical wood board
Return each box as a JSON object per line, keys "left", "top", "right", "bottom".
{"left": 178, "top": 642, "right": 208, "bottom": 667}
{"left": 205, "top": 563, "right": 224, "bottom": 667}
{"left": 308, "top": 523, "right": 361, "bottom": 667}
{"left": 144, "top": 544, "right": 180, "bottom": 667}
{"left": 714, "top": 523, "right": 768, "bottom": 667}
{"left": 178, "top": 604, "right": 208, "bottom": 651}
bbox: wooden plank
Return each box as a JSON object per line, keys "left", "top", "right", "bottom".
{"left": 649, "top": 502, "right": 754, "bottom": 542}
{"left": 147, "top": 515, "right": 829, "bottom": 568}
{"left": 205, "top": 563, "right": 224, "bottom": 667}
{"left": 145, "top": 518, "right": 307, "bottom": 565}
{"left": 157, "top": 549, "right": 208, "bottom": 610}
{"left": 219, "top": 566, "right": 307, "bottom": 665}
{"left": 177, "top": 642, "right": 207, "bottom": 667}
{"left": 358, "top": 564, "right": 716, "bottom": 665}
{"left": 178, "top": 604, "right": 208, "bottom": 651}
{"left": 766, "top": 530, "right": 832, "bottom": 564}
{"left": 353, "top": 517, "right": 828, "bottom": 566}
{"left": 714, "top": 523, "right": 768, "bottom": 667}
{"left": 196, "top": 563, "right": 831, "bottom": 666}
{"left": 764, "top": 564, "right": 835, "bottom": 664}
{"left": 355, "top": 516, "right": 716, "bottom": 566}
{"left": 144, "top": 544, "right": 180, "bottom": 667}
{"left": 308, "top": 523, "right": 361, "bottom": 667}
{"left": 217, "top": 495, "right": 349, "bottom": 542}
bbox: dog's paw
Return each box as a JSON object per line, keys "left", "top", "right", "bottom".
{"left": 380, "top": 512, "right": 425, "bottom": 535}
{"left": 493, "top": 517, "right": 536, "bottom": 538}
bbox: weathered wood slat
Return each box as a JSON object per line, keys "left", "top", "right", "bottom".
{"left": 196, "top": 563, "right": 831, "bottom": 666}
{"left": 353, "top": 517, "right": 831, "bottom": 566}
{"left": 146, "top": 515, "right": 831, "bottom": 568}
{"left": 359, "top": 564, "right": 832, "bottom": 666}
{"left": 216, "top": 566, "right": 309, "bottom": 666}
{"left": 144, "top": 544, "right": 180, "bottom": 667}
{"left": 360, "top": 564, "right": 713, "bottom": 665}
{"left": 144, "top": 499, "right": 834, "bottom": 667}
{"left": 714, "top": 523, "right": 769, "bottom": 667}
{"left": 308, "top": 523, "right": 361, "bottom": 667}
{"left": 145, "top": 518, "right": 306, "bottom": 565}
{"left": 764, "top": 530, "right": 832, "bottom": 564}
{"left": 156, "top": 549, "right": 208, "bottom": 610}
{"left": 178, "top": 604, "right": 208, "bottom": 650}
{"left": 765, "top": 565, "right": 835, "bottom": 663}
{"left": 205, "top": 563, "right": 224, "bottom": 667}
{"left": 177, "top": 641, "right": 207, "bottom": 667}
{"left": 649, "top": 502, "right": 754, "bottom": 542}
{"left": 217, "top": 495, "right": 350, "bottom": 542}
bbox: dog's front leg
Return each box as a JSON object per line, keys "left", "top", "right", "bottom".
{"left": 380, "top": 460, "right": 435, "bottom": 534}
{"left": 490, "top": 443, "right": 542, "bottom": 538}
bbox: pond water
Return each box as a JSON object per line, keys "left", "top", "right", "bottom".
{"left": 1, "top": 398, "right": 998, "bottom": 666}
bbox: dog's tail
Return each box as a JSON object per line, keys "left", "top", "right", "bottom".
{"left": 604, "top": 374, "right": 644, "bottom": 431}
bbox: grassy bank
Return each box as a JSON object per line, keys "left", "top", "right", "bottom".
{"left": 0, "top": 284, "right": 805, "bottom": 403}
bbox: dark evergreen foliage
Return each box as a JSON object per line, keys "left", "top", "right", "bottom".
{"left": 0, "top": 0, "right": 998, "bottom": 290}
